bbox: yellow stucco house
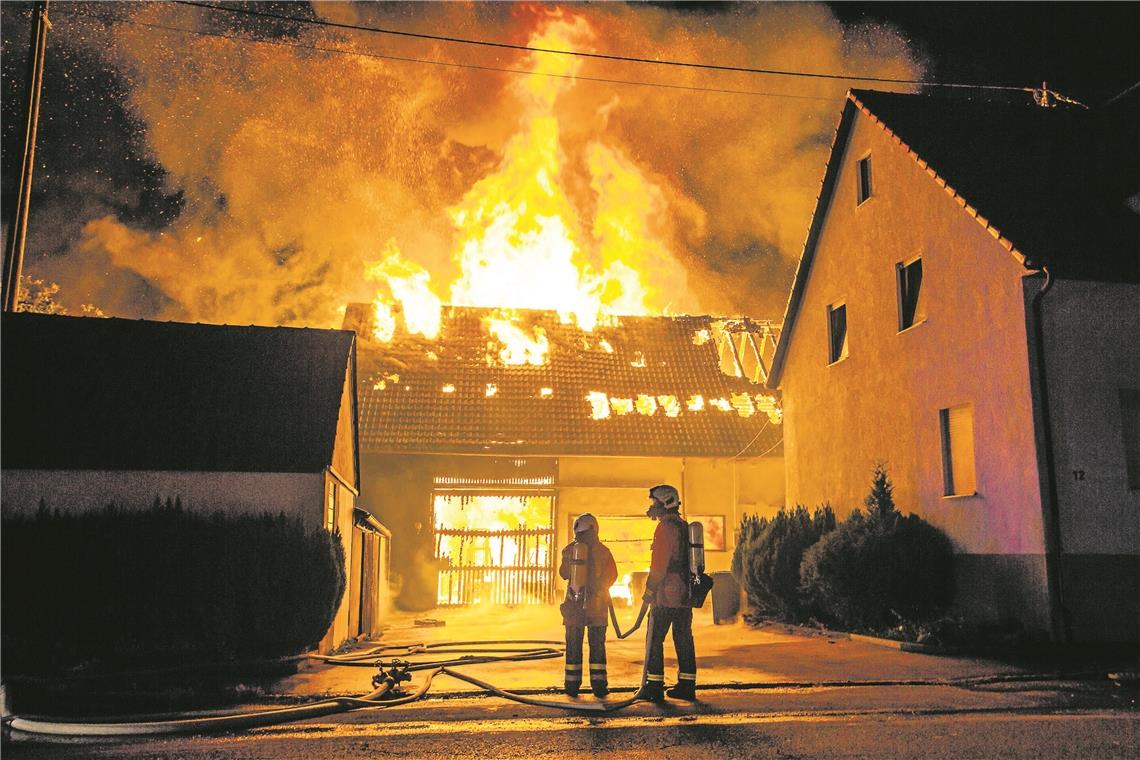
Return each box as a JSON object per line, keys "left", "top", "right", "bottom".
{"left": 768, "top": 89, "right": 1139, "bottom": 643}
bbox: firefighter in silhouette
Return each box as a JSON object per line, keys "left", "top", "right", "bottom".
{"left": 639, "top": 484, "right": 698, "bottom": 702}
{"left": 558, "top": 513, "right": 618, "bottom": 697}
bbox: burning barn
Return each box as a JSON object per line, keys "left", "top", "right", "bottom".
{"left": 342, "top": 303, "right": 784, "bottom": 611}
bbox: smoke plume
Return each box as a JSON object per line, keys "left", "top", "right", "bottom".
{"left": 7, "top": 2, "right": 921, "bottom": 324}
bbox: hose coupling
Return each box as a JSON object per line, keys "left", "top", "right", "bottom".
{"left": 372, "top": 660, "right": 413, "bottom": 694}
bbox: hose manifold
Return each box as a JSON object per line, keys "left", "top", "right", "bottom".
{"left": 372, "top": 660, "right": 413, "bottom": 693}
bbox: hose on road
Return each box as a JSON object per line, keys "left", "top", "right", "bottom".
{"left": 5, "top": 606, "right": 659, "bottom": 740}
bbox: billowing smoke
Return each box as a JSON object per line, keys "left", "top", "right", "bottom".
{"left": 5, "top": 2, "right": 920, "bottom": 325}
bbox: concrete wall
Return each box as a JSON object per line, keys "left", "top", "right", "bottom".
{"left": 777, "top": 110, "right": 1051, "bottom": 635}
{"left": 1035, "top": 278, "right": 1140, "bottom": 641}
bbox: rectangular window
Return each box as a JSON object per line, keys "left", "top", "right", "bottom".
{"left": 940, "top": 405, "right": 976, "bottom": 496}
{"left": 896, "top": 256, "right": 925, "bottom": 331}
{"left": 325, "top": 480, "right": 337, "bottom": 532}
{"left": 857, "top": 155, "right": 873, "bottom": 205}
{"left": 1121, "top": 389, "right": 1140, "bottom": 491}
{"left": 827, "top": 303, "right": 848, "bottom": 364}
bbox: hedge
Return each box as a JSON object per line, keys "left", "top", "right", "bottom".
{"left": 799, "top": 466, "right": 955, "bottom": 631}
{"left": 2, "top": 499, "right": 346, "bottom": 674}
{"left": 731, "top": 505, "right": 836, "bottom": 620}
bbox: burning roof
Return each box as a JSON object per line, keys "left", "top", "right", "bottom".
{"left": 344, "top": 303, "right": 782, "bottom": 458}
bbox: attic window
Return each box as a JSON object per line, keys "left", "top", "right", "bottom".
{"left": 896, "top": 256, "right": 925, "bottom": 331}
{"left": 827, "top": 302, "right": 848, "bottom": 364}
{"left": 856, "top": 154, "right": 873, "bottom": 205}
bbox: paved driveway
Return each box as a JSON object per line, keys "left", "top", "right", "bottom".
{"left": 276, "top": 604, "right": 1029, "bottom": 700}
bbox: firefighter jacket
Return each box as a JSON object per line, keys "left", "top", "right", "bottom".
{"left": 558, "top": 531, "right": 618, "bottom": 627}
{"left": 646, "top": 510, "right": 689, "bottom": 608}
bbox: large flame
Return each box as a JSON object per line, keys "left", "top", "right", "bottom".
{"left": 368, "top": 12, "right": 678, "bottom": 355}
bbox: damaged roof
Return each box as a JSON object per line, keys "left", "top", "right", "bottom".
{"left": 345, "top": 304, "right": 783, "bottom": 458}
{"left": 1, "top": 313, "right": 357, "bottom": 475}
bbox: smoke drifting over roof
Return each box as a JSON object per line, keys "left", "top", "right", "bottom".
{"left": 2, "top": 2, "right": 920, "bottom": 326}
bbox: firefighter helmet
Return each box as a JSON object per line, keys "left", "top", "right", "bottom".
{"left": 573, "top": 513, "right": 599, "bottom": 535}
{"left": 649, "top": 484, "right": 681, "bottom": 511}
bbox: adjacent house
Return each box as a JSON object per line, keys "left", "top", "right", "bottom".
{"left": 1, "top": 312, "right": 390, "bottom": 652}
{"left": 768, "top": 89, "right": 1139, "bottom": 642}
{"left": 341, "top": 303, "right": 785, "bottom": 611}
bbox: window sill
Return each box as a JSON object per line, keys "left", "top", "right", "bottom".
{"left": 941, "top": 492, "right": 978, "bottom": 501}
{"left": 827, "top": 354, "right": 849, "bottom": 367}
{"left": 897, "top": 319, "right": 927, "bottom": 336}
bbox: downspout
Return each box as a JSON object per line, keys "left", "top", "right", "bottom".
{"left": 1030, "top": 267, "right": 1070, "bottom": 644}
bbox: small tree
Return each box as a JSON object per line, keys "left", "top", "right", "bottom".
{"left": 865, "top": 462, "right": 896, "bottom": 520}
{"left": 732, "top": 505, "right": 836, "bottom": 621}
{"left": 800, "top": 466, "right": 955, "bottom": 631}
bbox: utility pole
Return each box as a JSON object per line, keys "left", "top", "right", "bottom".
{"left": 3, "top": 0, "right": 51, "bottom": 313}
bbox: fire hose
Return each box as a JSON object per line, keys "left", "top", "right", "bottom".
{"left": 5, "top": 607, "right": 658, "bottom": 740}
{"left": 7, "top": 516, "right": 711, "bottom": 741}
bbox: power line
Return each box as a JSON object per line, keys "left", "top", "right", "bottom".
{"left": 65, "top": 8, "right": 842, "bottom": 102}
{"left": 733, "top": 418, "right": 771, "bottom": 460}
{"left": 175, "top": 0, "right": 1031, "bottom": 93}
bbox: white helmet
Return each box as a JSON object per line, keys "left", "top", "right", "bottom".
{"left": 573, "top": 513, "right": 599, "bottom": 534}
{"left": 649, "top": 484, "right": 681, "bottom": 511}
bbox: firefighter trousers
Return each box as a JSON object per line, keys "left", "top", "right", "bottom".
{"left": 644, "top": 605, "right": 696, "bottom": 687}
{"left": 564, "top": 624, "right": 608, "bottom": 693}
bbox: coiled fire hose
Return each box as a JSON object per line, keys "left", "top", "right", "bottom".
{"left": 6, "top": 605, "right": 658, "bottom": 739}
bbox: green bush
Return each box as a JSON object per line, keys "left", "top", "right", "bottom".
{"left": 731, "top": 513, "right": 769, "bottom": 605}
{"left": 799, "top": 465, "right": 955, "bottom": 631}
{"left": 2, "top": 499, "right": 346, "bottom": 674}
{"left": 731, "top": 505, "right": 836, "bottom": 620}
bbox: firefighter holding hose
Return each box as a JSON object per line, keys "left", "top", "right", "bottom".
{"left": 558, "top": 513, "right": 618, "bottom": 697}
{"left": 639, "top": 484, "right": 698, "bottom": 702}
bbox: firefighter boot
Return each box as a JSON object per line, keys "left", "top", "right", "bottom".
{"left": 636, "top": 679, "right": 665, "bottom": 703}
{"left": 666, "top": 681, "right": 697, "bottom": 701}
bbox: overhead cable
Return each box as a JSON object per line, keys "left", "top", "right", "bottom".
{"left": 67, "top": 9, "right": 841, "bottom": 102}
{"left": 174, "top": 0, "right": 1032, "bottom": 93}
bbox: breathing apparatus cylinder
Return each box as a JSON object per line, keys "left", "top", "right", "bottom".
{"left": 568, "top": 540, "right": 589, "bottom": 605}
{"left": 688, "top": 521, "right": 705, "bottom": 577}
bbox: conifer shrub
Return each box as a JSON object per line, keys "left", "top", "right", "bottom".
{"left": 799, "top": 465, "right": 955, "bottom": 631}
{"left": 2, "top": 499, "right": 346, "bottom": 674}
{"left": 731, "top": 505, "right": 836, "bottom": 620}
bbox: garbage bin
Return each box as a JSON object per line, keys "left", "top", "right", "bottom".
{"left": 711, "top": 571, "right": 740, "bottom": 624}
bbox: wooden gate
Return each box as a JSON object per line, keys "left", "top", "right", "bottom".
{"left": 432, "top": 492, "right": 555, "bottom": 606}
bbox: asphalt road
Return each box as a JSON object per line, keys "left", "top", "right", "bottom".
{"left": 6, "top": 684, "right": 1138, "bottom": 759}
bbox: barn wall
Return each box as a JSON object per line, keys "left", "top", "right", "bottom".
{"left": 556, "top": 455, "right": 784, "bottom": 582}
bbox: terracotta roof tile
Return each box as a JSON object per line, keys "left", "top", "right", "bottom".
{"left": 345, "top": 304, "right": 782, "bottom": 458}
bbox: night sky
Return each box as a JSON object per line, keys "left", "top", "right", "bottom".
{"left": 2, "top": 2, "right": 1137, "bottom": 325}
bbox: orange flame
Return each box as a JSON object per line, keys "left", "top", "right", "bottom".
{"left": 369, "top": 12, "right": 680, "bottom": 356}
